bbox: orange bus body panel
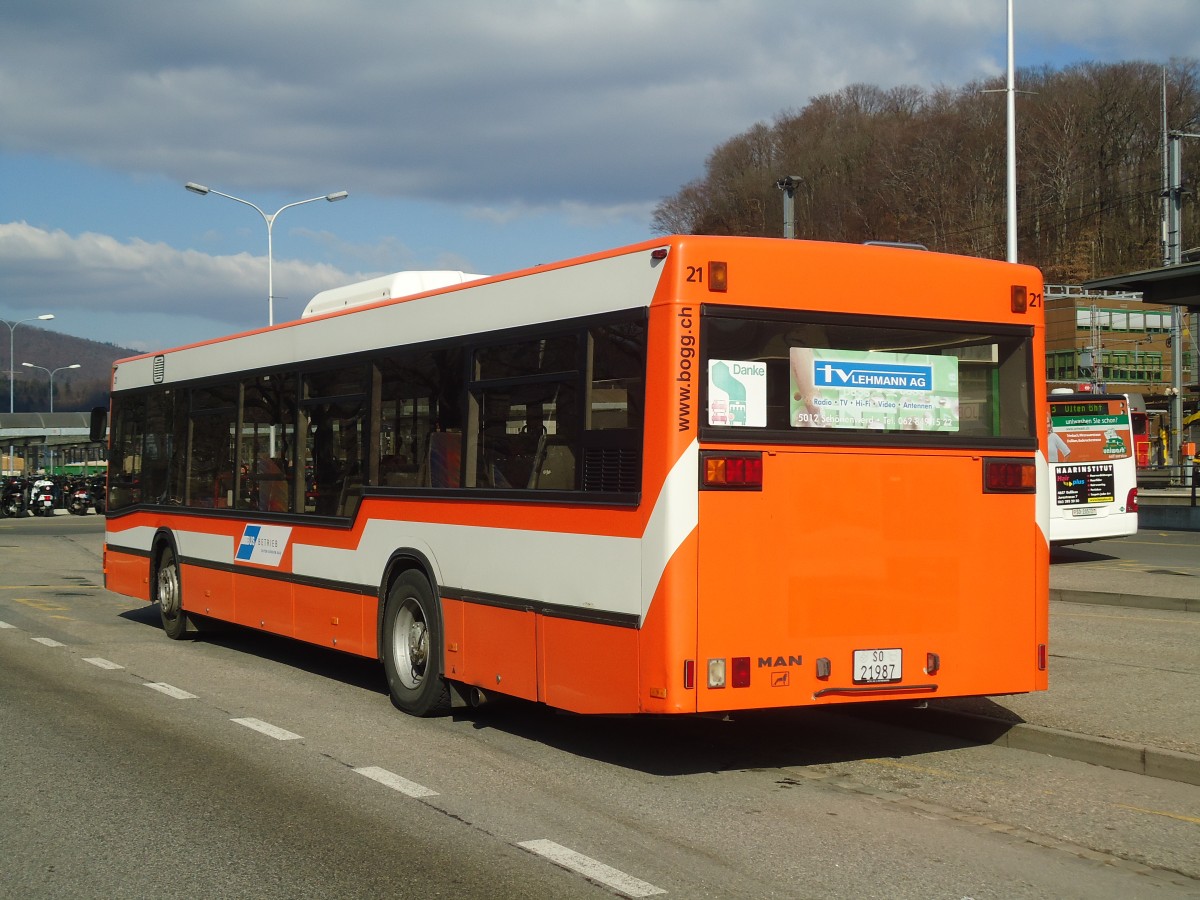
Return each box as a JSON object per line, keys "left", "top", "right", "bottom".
{"left": 696, "top": 448, "right": 1041, "bottom": 710}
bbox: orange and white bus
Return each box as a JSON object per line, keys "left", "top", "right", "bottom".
{"left": 1046, "top": 390, "right": 1138, "bottom": 544}
{"left": 97, "top": 235, "right": 1049, "bottom": 716}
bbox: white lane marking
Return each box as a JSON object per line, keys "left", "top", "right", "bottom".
{"left": 84, "top": 657, "right": 124, "bottom": 670}
{"left": 145, "top": 682, "right": 197, "bottom": 700}
{"left": 517, "top": 839, "right": 666, "bottom": 898}
{"left": 0, "top": 621, "right": 15, "bottom": 629}
{"left": 31, "top": 637, "right": 64, "bottom": 647}
{"left": 353, "top": 766, "right": 438, "bottom": 798}
{"left": 231, "top": 717, "right": 302, "bottom": 741}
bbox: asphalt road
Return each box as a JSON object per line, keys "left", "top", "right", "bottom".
{"left": 1, "top": 514, "right": 1198, "bottom": 898}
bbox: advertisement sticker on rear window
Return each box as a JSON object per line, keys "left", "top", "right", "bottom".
{"left": 708, "top": 359, "right": 767, "bottom": 426}
{"left": 789, "top": 348, "right": 959, "bottom": 431}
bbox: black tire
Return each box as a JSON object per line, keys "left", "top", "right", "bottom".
{"left": 381, "top": 571, "right": 450, "bottom": 716}
{"left": 155, "top": 546, "right": 190, "bottom": 640}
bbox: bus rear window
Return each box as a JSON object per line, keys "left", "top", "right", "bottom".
{"left": 701, "top": 309, "right": 1035, "bottom": 446}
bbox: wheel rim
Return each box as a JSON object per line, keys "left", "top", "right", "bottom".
{"left": 391, "top": 596, "right": 428, "bottom": 690}
{"left": 158, "top": 559, "right": 181, "bottom": 620}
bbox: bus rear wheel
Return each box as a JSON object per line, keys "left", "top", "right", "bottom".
{"left": 155, "top": 546, "right": 190, "bottom": 641}
{"left": 382, "top": 571, "right": 450, "bottom": 716}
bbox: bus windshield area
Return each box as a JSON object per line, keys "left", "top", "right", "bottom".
{"left": 701, "top": 308, "right": 1035, "bottom": 446}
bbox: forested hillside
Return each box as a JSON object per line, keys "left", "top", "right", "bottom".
{"left": 4, "top": 325, "right": 136, "bottom": 413}
{"left": 652, "top": 60, "right": 1200, "bottom": 283}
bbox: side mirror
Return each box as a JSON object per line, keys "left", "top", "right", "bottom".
{"left": 89, "top": 406, "right": 108, "bottom": 444}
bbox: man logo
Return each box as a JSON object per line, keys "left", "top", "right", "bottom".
{"left": 758, "top": 655, "right": 802, "bottom": 668}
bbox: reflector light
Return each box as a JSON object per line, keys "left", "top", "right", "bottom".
{"left": 708, "top": 261, "right": 728, "bottom": 292}
{"left": 1037, "top": 644, "right": 1048, "bottom": 671}
{"left": 925, "top": 652, "right": 941, "bottom": 675}
{"left": 1011, "top": 284, "right": 1028, "bottom": 313}
{"left": 651, "top": 248, "right": 669, "bottom": 260}
{"left": 1127, "top": 487, "right": 1138, "bottom": 513}
{"left": 732, "top": 657, "right": 751, "bottom": 688}
{"left": 702, "top": 453, "right": 763, "bottom": 489}
{"left": 684, "top": 659, "right": 696, "bottom": 690}
{"left": 707, "top": 658, "right": 726, "bottom": 689}
{"left": 983, "top": 458, "right": 1036, "bottom": 493}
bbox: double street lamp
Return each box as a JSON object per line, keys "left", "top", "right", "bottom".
{"left": 184, "top": 182, "right": 349, "bottom": 327}
{"left": 21, "top": 362, "right": 80, "bottom": 413}
{"left": 3, "top": 314, "right": 55, "bottom": 413}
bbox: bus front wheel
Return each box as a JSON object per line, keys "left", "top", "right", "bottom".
{"left": 382, "top": 571, "right": 450, "bottom": 716}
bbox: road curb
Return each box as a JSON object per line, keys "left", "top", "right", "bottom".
{"left": 916, "top": 707, "right": 1200, "bottom": 787}
{"left": 1051, "top": 589, "right": 1199, "bottom": 613}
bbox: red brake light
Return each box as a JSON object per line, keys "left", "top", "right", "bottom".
{"left": 983, "top": 458, "right": 1036, "bottom": 493}
{"left": 1127, "top": 487, "right": 1138, "bottom": 513}
{"left": 731, "top": 657, "right": 751, "bottom": 688}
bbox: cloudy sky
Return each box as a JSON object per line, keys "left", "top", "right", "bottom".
{"left": 2, "top": 0, "right": 1199, "bottom": 354}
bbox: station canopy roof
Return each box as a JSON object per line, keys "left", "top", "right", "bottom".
{"left": 1084, "top": 260, "right": 1200, "bottom": 310}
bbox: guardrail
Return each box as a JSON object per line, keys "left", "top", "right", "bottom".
{"left": 1137, "top": 465, "right": 1199, "bottom": 507}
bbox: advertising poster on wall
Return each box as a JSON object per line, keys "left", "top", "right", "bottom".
{"left": 789, "top": 348, "right": 960, "bottom": 431}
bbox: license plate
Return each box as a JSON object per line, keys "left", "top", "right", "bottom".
{"left": 1071, "top": 508, "right": 1098, "bottom": 517}
{"left": 853, "top": 648, "right": 902, "bottom": 684}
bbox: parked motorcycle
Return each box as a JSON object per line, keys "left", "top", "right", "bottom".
{"left": 90, "top": 475, "right": 107, "bottom": 514}
{"left": 68, "top": 477, "right": 93, "bottom": 515}
{"left": 1, "top": 476, "right": 27, "bottom": 518}
{"left": 30, "top": 477, "right": 58, "bottom": 517}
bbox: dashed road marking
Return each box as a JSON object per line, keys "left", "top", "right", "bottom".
{"left": 232, "top": 717, "right": 302, "bottom": 741}
{"left": 517, "top": 839, "right": 666, "bottom": 898}
{"left": 353, "top": 765, "right": 438, "bottom": 798}
{"left": 83, "top": 657, "right": 124, "bottom": 670}
{"left": 0, "top": 621, "right": 14, "bottom": 629}
{"left": 31, "top": 637, "right": 64, "bottom": 647}
{"left": 145, "top": 682, "right": 197, "bottom": 699}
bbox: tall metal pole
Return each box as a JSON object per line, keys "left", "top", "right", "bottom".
{"left": 1168, "top": 135, "right": 1184, "bottom": 461}
{"left": 3, "top": 314, "right": 54, "bottom": 413}
{"left": 775, "top": 176, "right": 801, "bottom": 239}
{"left": 1005, "top": 0, "right": 1017, "bottom": 263}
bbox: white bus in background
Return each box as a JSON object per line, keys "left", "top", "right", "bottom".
{"left": 1047, "top": 390, "right": 1138, "bottom": 545}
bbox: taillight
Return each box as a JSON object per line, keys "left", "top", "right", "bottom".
{"left": 983, "top": 457, "right": 1036, "bottom": 493}
{"left": 731, "top": 657, "right": 751, "bottom": 688}
{"left": 1127, "top": 487, "right": 1138, "bottom": 513}
{"left": 701, "top": 452, "right": 763, "bottom": 490}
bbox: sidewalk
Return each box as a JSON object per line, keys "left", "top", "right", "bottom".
{"left": 921, "top": 564, "right": 1200, "bottom": 786}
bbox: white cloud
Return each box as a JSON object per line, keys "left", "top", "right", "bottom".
{"left": 0, "top": 221, "right": 361, "bottom": 338}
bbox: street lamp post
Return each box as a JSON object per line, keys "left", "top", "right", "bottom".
{"left": 3, "top": 314, "right": 55, "bottom": 413}
{"left": 184, "top": 183, "right": 349, "bottom": 326}
{"left": 21, "top": 362, "right": 80, "bottom": 413}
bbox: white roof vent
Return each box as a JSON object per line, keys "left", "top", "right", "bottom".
{"left": 302, "top": 270, "right": 485, "bottom": 318}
